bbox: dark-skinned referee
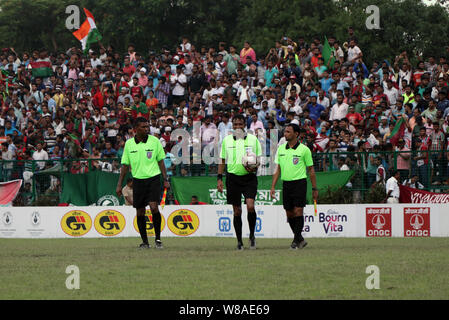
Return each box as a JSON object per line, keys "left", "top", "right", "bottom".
{"left": 270, "top": 123, "right": 318, "bottom": 249}
{"left": 116, "top": 117, "right": 170, "bottom": 249}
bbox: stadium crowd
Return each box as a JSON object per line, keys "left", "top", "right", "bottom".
{"left": 1, "top": 28, "right": 449, "bottom": 203}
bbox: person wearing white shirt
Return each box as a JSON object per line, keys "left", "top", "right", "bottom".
{"left": 237, "top": 78, "right": 253, "bottom": 105}
{"left": 385, "top": 170, "right": 401, "bottom": 203}
{"left": 329, "top": 94, "right": 349, "bottom": 121}
{"left": 32, "top": 143, "right": 49, "bottom": 170}
{"left": 171, "top": 65, "right": 187, "bottom": 102}
{"left": 90, "top": 54, "right": 103, "bottom": 69}
{"left": 383, "top": 79, "right": 399, "bottom": 106}
{"left": 218, "top": 114, "right": 232, "bottom": 142}
{"left": 317, "top": 91, "right": 330, "bottom": 109}
{"left": 347, "top": 40, "right": 362, "bottom": 64}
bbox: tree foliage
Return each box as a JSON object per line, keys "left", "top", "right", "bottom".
{"left": 0, "top": 0, "right": 447, "bottom": 64}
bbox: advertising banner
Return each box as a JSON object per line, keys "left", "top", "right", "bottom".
{"left": 1, "top": 204, "right": 448, "bottom": 239}
{"left": 399, "top": 184, "right": 449, "bottom": 204}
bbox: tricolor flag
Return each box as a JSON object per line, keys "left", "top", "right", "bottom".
{"left": 389, "top": 117, "right": 406, "bottom": 146}
{"left": 72, "top": 8, "right": 102, "bottom": 55}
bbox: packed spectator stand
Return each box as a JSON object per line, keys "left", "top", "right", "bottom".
{"left": 1, "top": 31, "right": 449, "bottom": 205}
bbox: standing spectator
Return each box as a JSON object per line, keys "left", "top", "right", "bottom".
{"left": 395, "top": 138, "right": 411, "bottom": 182}
{"left": 239, "top": 41, "right": 256, "bottom": 64}
{"left": 171, "top": 65, "right": 187, "bottom": 106}
{"left": 32, "top": 143, "right": 49, "bottom": 171}
{"left": 385, "top": 170, "right": 401, "bottom": 203}
{"left": 430, "top": 121, "right": 446, "bottom": 184}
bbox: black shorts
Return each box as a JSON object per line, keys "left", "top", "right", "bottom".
{"left": 171, "top": 94, "right": 185, "bottom": 106}
{"left": 283, "top": 178, "right": 307, "bottom": 210}
{"left": 225, "top": 173, "right": 258, "bottom": 206}
{"left": 132, "top": 175, "right": 161, "bottom": 209}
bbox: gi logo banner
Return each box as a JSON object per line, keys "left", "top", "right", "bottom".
{"left": 61, "top": 210, "right": 92, "bottom": 237}
{"left": 167, "top": 209, "right": 200, "bottom": 236}
{"left": 94, "top": 210, "right": 126, "bottom": 237}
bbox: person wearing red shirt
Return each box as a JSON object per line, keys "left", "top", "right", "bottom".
{"left": 310, "top": 47, "right": 322, "bottom": 69}
{"left": 122, "top": 57, "right": 136, "bottom": 78}
{"left": 145, "top": 90, "right": 159, "bottom": 112}
{"left": 190, "top": 195, "right": 207, "bottom": 205}
{"left": 412, "top": 61, "right": 426, "bottom": 87}
{"left": 352, "top": 75, "right": 367, "bottom": 97}
{"left": 114, "top": 74, "right": 129, "bottom": 99}
{"left": 373, "top": 85, "right": 389, "bottom": 107}
{"left": 346, "top": 105, "right": 363, "bottom": 126}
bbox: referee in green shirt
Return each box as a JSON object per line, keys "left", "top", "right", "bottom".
{"left": 270, "top": 123, "right": 318, "bottom": 249}
{"left": 217, "top": 114, "right": 262, "bottom": 250}
{"left": 116, "top": 117, "right": 170, "bottom": 249}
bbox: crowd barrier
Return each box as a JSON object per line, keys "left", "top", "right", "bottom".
{"left": 1, "top": 204, "right": 448, "bottom": 239}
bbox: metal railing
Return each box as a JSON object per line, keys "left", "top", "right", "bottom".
{"left": 3, "top": 149, "right": 448, "bottom": 206}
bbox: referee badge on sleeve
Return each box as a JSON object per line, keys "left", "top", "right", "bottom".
{"left": 147, "top": 151, "right": 152, "bottom": 159}
{"left": 293, "top": 157, "right": 299, "bottom": 165}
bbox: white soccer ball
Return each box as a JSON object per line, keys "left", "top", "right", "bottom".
{"left": 242, "top": 152, "right": 258, "bottom": 169}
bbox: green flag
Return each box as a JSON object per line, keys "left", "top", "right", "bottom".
{"left": 322, "top": 36, "right": 336, "bottom": 69}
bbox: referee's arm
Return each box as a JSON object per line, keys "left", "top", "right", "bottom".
{"left": 158, "top": 159, "right": 171, "bottom": 189}
{"left": 116, "top": 164, "right": 130, "bottom": 197}
{"left": 217, "top": 158, "right": 225, "bottom": 193}
{"left": 308, "top": 165, "right": 318, "bottom": 201}
{"left": 270, "top": 164, "right": 281, "bottom": 200}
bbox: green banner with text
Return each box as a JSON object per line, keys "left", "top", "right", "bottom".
{"left": 171, "top": 171, "right": 354, "bottom": 205}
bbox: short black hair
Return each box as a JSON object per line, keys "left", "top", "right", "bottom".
{"left": 134, "top": 117, "right": 148, "bottom": 128}
{"left": 287, "top": 123, "right": 300, "bottom": 135}
{"left": 232, "top": 114, "right": 245, "bottom": 123}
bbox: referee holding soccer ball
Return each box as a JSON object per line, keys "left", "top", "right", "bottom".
{"left": 116, "top": 117, "right": 170, "bottom": 249}
{"left": 217, "top": 114, "right": 262, "bottom": 250}
{"left": 270, "top": 123, "right": 318, "bottom": 249}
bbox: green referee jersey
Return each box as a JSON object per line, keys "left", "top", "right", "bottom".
{"left": 121, "top": 134, "right": 165, "bottom": 179}
{"left": 220, "top": 133, "right": 262, "bottom": 175}
{"left": 275, "top": 141, "right": 313, "bottom": 181}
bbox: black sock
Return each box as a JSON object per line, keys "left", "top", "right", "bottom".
{"left": 287, "top": 217, "right": 295, "bottom": 234}
{"left": 234, "top": 215, "right": 242, "bottom": 243}
{"left": 288, "top": 216, "right": 304, "bottom": 242}
{"left": 152, "top": 211, "right": 162, "bottom": 241}
{"left": 137, "top": 215, "right": 148, "bottom": 244}
{"left": 247, "top": 211, "right": 257, "bottom": 239}
{"left": 298, "top": 216, "right": 304, "bottom": 242}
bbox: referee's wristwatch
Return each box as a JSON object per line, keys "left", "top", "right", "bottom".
{"left": 312, "top": 187, "right": 318, "bottom": 191}
{"left": 217, "top": 174, "right": 223, "bottom": 181}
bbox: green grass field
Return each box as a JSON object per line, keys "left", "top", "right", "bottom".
{"left": 1, "top": 237, "right": 448, "bottom": 300}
